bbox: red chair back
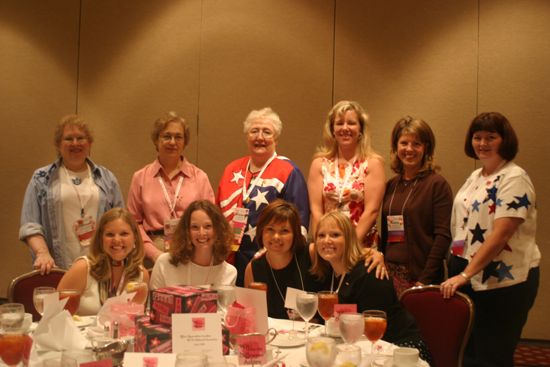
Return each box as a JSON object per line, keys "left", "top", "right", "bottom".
{"left": 400, "top": 285, "right": 474, "bottom": 367}
{"left": 7, "top": 269, "right": 66, "bottom": 321}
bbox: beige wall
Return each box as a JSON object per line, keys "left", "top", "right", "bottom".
{"left": 1, "top": 0, "right": 548, "bottom": 338}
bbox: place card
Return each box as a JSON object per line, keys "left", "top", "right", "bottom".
{"left": 172, "top": 313, "right": 223, "bottom": 356}
{"left": 334, "top": 304, "right": 357, "bottom": 320}
{"left": 123, "top": 353, "right": 176, "bottom": 367}
{"left": 283, "top": 287, "right": 302, "bottom": 310}
{"left": 236, "top": 333, "right": 267, "bottom": 365}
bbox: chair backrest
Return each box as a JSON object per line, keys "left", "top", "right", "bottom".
{"left": 7, "top": 268, "right": 66, "bottom": 321}
{"left": 400, "top": 285, "right": 474, "bottom": 367}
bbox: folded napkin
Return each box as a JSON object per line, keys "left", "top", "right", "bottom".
{"left": 33, "top": 292, "right": 87, "bottom": 351}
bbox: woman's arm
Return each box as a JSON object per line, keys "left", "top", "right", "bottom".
{"left": 307, "top": 158, "right": 325, "bottom": 239}
{"left": 26, "top": 235, "right": 55, "bottom": 275}
{"left": 441, "top": 217, "right": 522, "bottom": 298}
{"left": 244, "top": 262, "right": 254, "bottom": 288}
{"left": 355, "top": 156, "right": 385, "bottom": 242}
{"left": 57, "top": 258, "right": 88, "bottom": 294}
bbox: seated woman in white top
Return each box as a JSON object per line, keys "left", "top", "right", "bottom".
{"left": 150, "top": 200, "right": 237, "bottom": 289}
{"left": 57, "top": 208, "right": 150, "bottom": 316}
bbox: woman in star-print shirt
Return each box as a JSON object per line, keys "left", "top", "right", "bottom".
{"left": 441, "top": 112, "right": 540, "bottom": 367}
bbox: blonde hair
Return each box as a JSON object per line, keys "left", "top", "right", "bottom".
{"left": 54, "top": 114, "right": 94, "bottom": 151}
{"left": 314, "top": 101, "right": 377, "bottom": 160}
{"left": 310, "top": 211, "right": 363, "bottom": 280}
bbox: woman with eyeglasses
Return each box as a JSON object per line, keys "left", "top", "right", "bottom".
{"left": 127, "top": 112, "right": 215, "bottom": 268}
{"left": 217, "top": 107, "right": 310, "bottom": 286}
{"left": 20, "top": 115, "right": 124, "bottom": 274}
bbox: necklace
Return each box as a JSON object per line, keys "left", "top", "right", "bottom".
{"left": 72, "top": 177, "right": 82, "bottom": 185}
{"left": 330, "top": 269, "right": 347, "bottom": 293}
{"left": 111, "top": 259, "right": 124, "bottom": 267}
{"left": 266, "top": 252, "right": 305, "bottom": 303}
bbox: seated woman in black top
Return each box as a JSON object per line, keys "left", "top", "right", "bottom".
{"left": 244, "top": 199, "right": 321, "bottom": 319}
{"left": 311, "top": 211, "right": 431, "bottom": 363}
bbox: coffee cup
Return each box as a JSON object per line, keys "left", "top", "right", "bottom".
{"left": 392, "top": 347, "right": 419, "bottom": 366}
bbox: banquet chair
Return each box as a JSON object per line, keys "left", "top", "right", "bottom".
{"left": 400, "top": 285, "right": 474, "bottom": 367}
{"left": 7, "top": 268, "right": 66, "bottom": 321}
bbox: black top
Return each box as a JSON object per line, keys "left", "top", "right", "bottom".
{"left": 337, "top": 262, "right": 422, "bottom": 344}
{"left": 251, "top": 245, "right": 322, "bottom": 319}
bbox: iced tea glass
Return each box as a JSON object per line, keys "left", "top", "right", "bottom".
{"left": 125, "top": 281, "right": 149, "bottom": 305}
{"left": 58, "top": 289, "right": 81, "bottom": 315}
{"left": 362, "top": 310, "right": 387, "bottom": 357}
{"left": 317, "top": 290, "right": 338, "bottom": 335}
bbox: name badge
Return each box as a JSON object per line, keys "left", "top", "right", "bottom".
{"left": 231, "top": 207, "right": 249, "bottom": 250}
{"left": 387, "top": 215, "right": 405, "bottom": 243}
{"left": 74, "top": 215, "right": 95, "bottom": 247}
{"left": 163, "top": 218, "right": 180, "bottom": 251}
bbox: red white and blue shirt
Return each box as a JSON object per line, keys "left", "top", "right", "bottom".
{"left": 451, "top": 162, "right": 540, "bottom": 291}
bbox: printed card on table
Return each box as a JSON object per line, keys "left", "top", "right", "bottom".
{"left": 235, "top": 286, "right": 269, "bottom": 334}
{"left": 172, "top": 313, "right": 222, "bottom": 356}
{"left": 236, "top": 333, "right": 267, "bottom": 365}
{"left": 123, "top": 353, "right": 176, "bottom": 367}
{"left": 284, "top": 287, "right": 302, "bottom": 310}
{"left": 334, "top": 304, "right": 357, "bottom": 320}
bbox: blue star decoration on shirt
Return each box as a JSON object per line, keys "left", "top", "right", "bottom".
{"left": 484, "top": 185, "right": 498, "bottom": 204}
{"left": 482, "top": 260, "right": 514, "bottom": 283}
{"left": 469, "top": 223, "right": 486, "bottom": 244}
{"left": 506, "top": 194, "right": 531, "bottom": 210}
{"left": 471, "top": 200, "right": 481, "bottom": 212}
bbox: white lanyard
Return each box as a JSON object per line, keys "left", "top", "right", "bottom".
{"left": 187, "top": 257, "right": 214, "bottom": 285}
{"left": 242, "top": 153, "right": 277, "bottom": 203}
{"left": 330, "top": 270, "right": 347, "bottom": 294}
{"left": 267, "top": 253, "right": 305, "bottom": 304}
{"left": 334, "top": 155, "right": 356, "bottom": 205}
{"left": 158, "top": 176, "right": 184, "bottom": 218}
{"left": 63, "top": 164, "right": 92, "bottom": 218}
{"left": 110, "top": 271, "right": 126, "bottom": 297}
{"left": 387, "top": 177, "right": 419, "bottom": 216}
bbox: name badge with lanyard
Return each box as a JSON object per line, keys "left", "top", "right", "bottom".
{"left": 386, "top": 178, "right": 418, "bottom": 244}
{"left": 159, "top": 175, "right": 184, "bottom": 251}
{"left": 231, "top": 153, "right": 277, "bottom": 251}
{"left": 66, "top": 165, "right": 96, "bottom": 247}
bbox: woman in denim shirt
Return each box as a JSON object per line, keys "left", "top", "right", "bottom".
{"left": 19, "top": 115, "right": 123, "bottom": 274}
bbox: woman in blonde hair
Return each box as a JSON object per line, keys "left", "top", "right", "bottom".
{"left": 308, "top": 101, "right": 386, "bottom": 276}
{"left": 380, "top": 116, "right": 452, "bottom": 295}
{"left": 57, "top": 208, "right": 149, "bottom": 315}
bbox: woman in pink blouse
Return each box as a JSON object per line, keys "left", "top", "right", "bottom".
{"left": 127, "top": 112, "right": 215, "bottom": 267}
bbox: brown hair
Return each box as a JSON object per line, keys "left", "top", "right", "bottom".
{"left": 256, "top": 199, "right": 306, "bottom": 253}
{"left": 150, "top": 112, "right": 190, "bottom": 149}
{"left": 464, "top": 112, "right": 518, "bottom": 161}
{"left": 169, "top": 200, "right": 233, "bottom": 266}
{"left": 390, "top": 116, "right": 437, "bottom": 174}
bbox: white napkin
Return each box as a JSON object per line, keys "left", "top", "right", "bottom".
{"left": 33, "top": 292, "right": 88, "bottom": 351}
{"left": 96, "top": 291, "right": 136, "bottom": 328}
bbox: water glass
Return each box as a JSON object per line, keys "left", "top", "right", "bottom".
{"left": 335, "top": 343, "right": 362, "bottom": 367}
{"left": 0, "top": 303, "right": 24, "bottom": 332}
{"left": 33, "top": 286, "right": 56, "bottom": 316}
{"left": 306, "top": 336, "right": 337, "bottom": 367}
{"left": 295, "top": 292, "right": 318, "bottom": 339}
{"left": 338, "top": 313, "right": 364, "bottom": 344}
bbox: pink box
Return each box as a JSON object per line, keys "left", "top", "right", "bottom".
{"left": 149, "top": 286, "right": 218, "bottom": 325}
{"left": 135, "top": 315, "right": 172, "bottom": 353}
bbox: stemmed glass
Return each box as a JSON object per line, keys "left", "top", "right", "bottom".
{"left": 33, "top": 286, "right": 56, "bottom": 317}
{"left": 215, "top": 285, "right": 236, "bottom": 322}
{"left": 58, "top": 289, "right": 82, "bottom": 315}
{"left": 339, "top": 312, "right": 364, "bottom": 345}
{"left": 248, "top": 282, "right": 268, "bottom": 292}
{"left": 295, "top": 292, "right": 318, "bottom": 339}
{"left": 363, "top": 310, "right": 387, "bottom": 358}
{"left": 306, "top": 336, "right": 337, "bottom": 367}
{"left": 125, "top": 281, "right": 149, "bottom": 305}
{"left": 0, "top": 303, "right": 28, "bottom": 367}
{"left": 317, "top": 290, "right": 338, "bottom": 335}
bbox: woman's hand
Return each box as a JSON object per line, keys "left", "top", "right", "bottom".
{"left": 34, "top": 251, "right": 56, "bottom": 275}
{"left": 364, "top": 249, "right": 389, "bottom": 280}
{"left": 440, "top": 274, "right": 468, "bottom": 299}
{"left": 253, "top": 247, "right": 267, "bottom": 259}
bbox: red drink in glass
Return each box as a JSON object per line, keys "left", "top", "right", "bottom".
{"left": 317, "top": 292, "right": 338, "bottom": 321}
{"left": 364, "top": 316, "right": 387, "bottom": 342}
{"left": 0, "top": 333, "right": 25, "bottom": 366}
{"left": 126, "top": 282, "right": 149, "bottom": 305}
{"left": 249, "top": 282, "right": 268, "bottom": 292}
{"left": 59, "top": 290, "right": 81, "bottom": 315}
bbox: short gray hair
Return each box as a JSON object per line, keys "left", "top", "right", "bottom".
{"left": 242, "top": 107, "right": 283, "bottom": 138}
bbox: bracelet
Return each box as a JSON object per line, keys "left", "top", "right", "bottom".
{"left": 459, "top": 272, "right": 470, "bottom": 280}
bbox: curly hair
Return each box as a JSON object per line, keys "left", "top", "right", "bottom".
{"left": 242, "top": 107, "right": 283, "bottom": 139}
{"left": 54, "top": 114, "right": 94, "bottom": 151}
{"left": 314, "top": 100, "right": 379, "bottom": 161}
{"left": 310, "top": 211, "right": 363, "bottom": 280}
{"left": 88, "top": 208, "right": 145, "bottom": 302}
{"left": 169, "top": 200, "right": 233, "bottom": 266}
{"left": 390, "top": 116, "right": 438, "bottom": 174}
{"left": 256, "top": 199, "right": 306, "bottom": 253}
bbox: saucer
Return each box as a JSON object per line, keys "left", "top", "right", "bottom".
{"left": 271, "top": 333, "right": 306, "bottom": 347}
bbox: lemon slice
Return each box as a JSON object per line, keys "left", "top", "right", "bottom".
{"left": 309, "top": 341, "right": 329, "bottom": 354}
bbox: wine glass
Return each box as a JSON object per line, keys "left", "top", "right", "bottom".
{"left": 33, "top": 286, "right": 56, "bottom": 317}
{"left": 363, "top": 310, "right": 387, "bottom": 357}
{"left": 125, "top": 281, "right": 149, "bottom": 304}
{"left": 338, "top": 312, "right": 364, "bottom": 345}
{"left": 0, "top": 303, "right": 28, "bottom": 367}
{"left": 305, "top": 336, "right": 337, "bottom": 367}
{"left": 295, "top": 292, "right": 318, "bottom": 339}
{"left": 215, "top": 285, "right": 236, "bottom": 322}
{"left": 58, "top": 289, "right": 82, "bottom": 315}
{"left": 317, "top": 290, "right": 338, "bottom": 335}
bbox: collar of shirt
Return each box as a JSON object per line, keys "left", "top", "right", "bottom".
{"left": 150, "top": 157, "right": 191, "bottom": 179}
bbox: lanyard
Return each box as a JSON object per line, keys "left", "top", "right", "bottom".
{"left": 109, "top": 271, "right": 126, "bottom": 297}
{"left": 158, "top": 176, "right": 184, "bottom": 218}
{"left": 387, "top": 177, "right": 419, "bottom": 216}
{"left": 330, "top": 270, "right": 347, "bottom": 294}
{"left": 267, "top": 253, "right": 305, "bottom": 304}
{"left": 242, "top": 152, "right": 277, "bottom": 203}
{"left": 63, "top": 164, "right": 92, "bottom": 218}
{"left": 334, "top": 155, "right": 356, "bottom": 205}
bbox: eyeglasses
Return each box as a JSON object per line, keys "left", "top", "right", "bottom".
{"left": 62, "top": 136, "right": 88, "bottom": 143}
{"left": 248, "top": 128, "right": 274, "bottom": 139}
{"left": 161, "top": 134, "right": 184, "bottom": 142}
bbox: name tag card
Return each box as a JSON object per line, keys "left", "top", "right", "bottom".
{"left": 334, "top": 304, "right": 357, "bottom": 320}
{"left": 123, "top": 353, "right": 176, "bottom": 367}
{"left": 236, "top": 334, "right": 267, "bottom": 365}
{"left": 172, "top": 313, "right": 223, "bottom": 356}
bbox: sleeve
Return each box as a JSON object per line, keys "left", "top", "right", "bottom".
{"left": 106, "top": 170, "right": 124, "bottom": 208}
{"left": 19, "top": 174, "right": 45, "bottom": 240}
{"left": 494, "top": 171, "right": 534, "bottom": 221}
{"left": 419, "top": 176, "right": 453, "bottom": 284}
{"left": 127, "top": 171, "right": 155, "bottom": 257}
{"left": 282, "top": 166, "right": 311, "bottom": 237}
{"left": 379, "top": 179, "right": 394, "bottom": 254}
{"left": 149, "top": 256, "right": 167, "bottom": 290}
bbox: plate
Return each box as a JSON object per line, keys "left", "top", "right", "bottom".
{"left": 72, "top": 315, "right": 96, "bottom": 328}
{"left": 271, "top": 332, "right": 306, "bottom": 348}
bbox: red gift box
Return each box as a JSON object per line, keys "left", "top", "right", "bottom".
{"left": 135, "top": 315, "right": 172, "bottom": 353}
{"left": 150, "top": 286, "right": 218, "bottom": 325}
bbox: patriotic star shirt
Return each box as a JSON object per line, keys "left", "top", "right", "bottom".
{"left": 451, "top": 161, "right": 540, "bottom": 291}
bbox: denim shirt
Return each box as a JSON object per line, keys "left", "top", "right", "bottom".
{"left": 19, "top": 158, "right": 124, "bottom": 269}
